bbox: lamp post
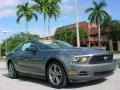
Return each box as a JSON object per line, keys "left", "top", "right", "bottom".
{"left": 0, "top": 41, "right": 2, "bottom": 57}
{"left": 74, "top": 0, "right": 80, "bottom": 47}
{"left": 2, "top": 30, "right": 10, "bottom": 56}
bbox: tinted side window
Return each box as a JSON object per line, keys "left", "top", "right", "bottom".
{"left": 20, "top": 42, "right": 38, "bottom": 51}
{"left": 21, "top": 42, "right": 31, "bottom": 51}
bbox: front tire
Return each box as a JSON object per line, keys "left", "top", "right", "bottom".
{"left": 47, "top": 61, "right": 67, "bottom": 88}
{"left": 8, "top": 62, "right": 18, "bottom": 79}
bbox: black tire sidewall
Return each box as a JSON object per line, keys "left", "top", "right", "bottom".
{"left": 47, "top": 62, "right": 67, "bottom": 88}
{"left": 8, "top": 62, "right": 17, "bottom": 79}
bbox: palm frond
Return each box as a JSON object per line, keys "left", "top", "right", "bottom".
{"left": 16, "top": 2, "right": 38, "bottom": 24}
{"left": 16, "top": 14, "right": 24, "bottom": 23}
{"left": 33, "top": 13, "right": 38, "bottom": 21}
{"left": 85, "top": 8, "right": 94, "bottom": 13}
{"left": 98, "top": 1, "right": 107, "bottom": 9}
{"left": 86, "top": 0, "right": 109, "bottom": 25}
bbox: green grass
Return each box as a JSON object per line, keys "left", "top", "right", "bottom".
{"left": 117, "top": 60, "right": 120, "bottom": 63}
{"left": 0, "top": 60, "right": 5, "bottom": 62}
{"left": 117, "top": 59, "right": 120, "bottom": 68}
{"left": 113, "top": 51, "right": 120, "bottom": 54}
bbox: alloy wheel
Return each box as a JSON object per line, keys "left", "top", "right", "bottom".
{"left": 8, "top": 63, "right": 15, "bottom": 77}
{"left": 49, "top": 64, "right": 62, "bottom": 85}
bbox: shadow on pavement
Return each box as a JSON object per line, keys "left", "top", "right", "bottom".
{"left": 65, "top": 79, "right": 106, "bottom": 89}
{"left": 2, "top": 73, "right": 51, "bottom": 88}
{"left": 2, "top": 73, "right": 106, "bottom": 89}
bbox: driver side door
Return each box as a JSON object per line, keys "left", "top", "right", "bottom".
{"left": 15, "top": 42, "right": 33, "bottom": 73}
{"left": 15, "top": 41, "right": 44, "bottom": 75}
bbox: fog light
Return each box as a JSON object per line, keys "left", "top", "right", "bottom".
{"left": 68, "top": 71, "right": 77, "bottom": 75}
{"left": 79, "top": 71, "right": 88, "bottom": 76}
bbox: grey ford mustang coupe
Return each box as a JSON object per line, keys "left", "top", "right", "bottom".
{"left": 7, "top": 40, "right": 117, "bottom": 88}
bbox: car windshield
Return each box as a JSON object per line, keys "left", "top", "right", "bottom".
{"left": 38, "top": 40, "right": 73, "bottom": 49}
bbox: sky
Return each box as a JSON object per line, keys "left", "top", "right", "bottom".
{"left": 0, "top": 0, "right": 120, "bottom": 42}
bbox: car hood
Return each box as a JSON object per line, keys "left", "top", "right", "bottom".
{"left": 62, "top": 47, "right": 112, "bottom": 56}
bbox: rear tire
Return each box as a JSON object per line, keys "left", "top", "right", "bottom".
{"left": 47, "top": 61, "right": 67, "bottom": 88}
{"left": 8, "top": 62, "right": 18, "bottom": 79}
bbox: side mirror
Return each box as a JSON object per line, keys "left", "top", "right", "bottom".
{"left": 26, "top": 47, "right": 38, "bottom": 52}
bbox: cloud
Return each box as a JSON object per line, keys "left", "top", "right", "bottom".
{"left": 62, "top": 16, "right": 69, "bottom": 20}
{"left": 0, "top": 9, "right": 16, "bottom": 18}
{"left": 0, "top": 0, "right": 21, "bottom": 18}
{"left": 60, "top": 0, "right": 74, "bottom": 13}
{"left": 61, "top": 5, "right": 74, "bottom": 13}
{"left": 0, "top": 0, "right": 19, "bottom": 9}
{"left": 61, "top": 0, "right": 69, "bottom": 4}
{"left": 60, "top": 0, "right": 91, "bottom": 14}
{"left": 79, "top": 2, "right": 91, "bottom": 11}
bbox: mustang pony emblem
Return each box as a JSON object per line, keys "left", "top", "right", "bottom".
{"left": 104, "top": 56, "right": 109, "bottom": 61}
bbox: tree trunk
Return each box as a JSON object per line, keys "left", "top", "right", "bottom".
{"left": 26, "top": 21, "right": 28, "bottom": 41}
{"left": 65, "top": 34, "right": 67, "bottom": 42}
{"left": 88, "top": 36, "right": 91, "bottom": 47}
{"left": 88, "top": 23, "right": 91, "bottom": 47}
{"left": 71, "top": 34, "right": 73, "bottom": 45}
{"left": 109, "top": 40, "right": 113, "bottom": 52}
{"left": 44, "top": 19, "right": 46, "bottom": 40}
{"left": 117, "top": 41, "right": 120, "bottom": 51}
{"left": 98, "top": 24, "right": 101, "bottom": 48}
{"left": 4, "top": 33, "right": 7, "bottom": 56}
{"left": 48, "top": 17, "right": 50, "bottom": 40}
{"left": 0, "top": 44, "right": 1, "bottom": 57}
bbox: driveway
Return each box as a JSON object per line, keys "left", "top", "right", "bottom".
{"left": 0, "top": 62, "right": 120, "bottom": 90}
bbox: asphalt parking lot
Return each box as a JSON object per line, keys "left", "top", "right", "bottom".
{"left": 0, "top": 62, "right": 120, "bottom": 90}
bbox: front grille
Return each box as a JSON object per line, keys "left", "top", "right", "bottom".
{"left": 94, "top": 70, "right": 113, "bottom": 76}
{"left": 89, "top": 55, "right": 113, "bottom": 64}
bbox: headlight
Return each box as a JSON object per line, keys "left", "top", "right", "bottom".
{"left": 72, "top": 56, "right": 89, "bottom": 64}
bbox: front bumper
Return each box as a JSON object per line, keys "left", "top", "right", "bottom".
{"left": 67, "top": 61, "right": 117, "bottom": 82}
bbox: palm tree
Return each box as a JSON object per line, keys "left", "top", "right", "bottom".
{"left": 32, "top": 0, "right": 61, "bottom": 40}
{"left": 101, "top": 15, "right": 112, "bottom": 30}
{"left": 16, "top": 2, "right": 38, "bottom": 40}
{"left": 109, "top": 20, "right": 120, "bottom": 39}
{"left": 32, "top": 0, "right": 45, "bottom": 39}
{"left": 47, "top": 0, "right": 61, "bottom": 40}
{"left": 85, "top": 0, "right": 109, "bottom": 47}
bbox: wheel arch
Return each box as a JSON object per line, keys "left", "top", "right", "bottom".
{"left": 7, "top": 59, "right": 13, "bottom": 67}
{"left": 45, "top": 58, "right": 68, "bottom": 80}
